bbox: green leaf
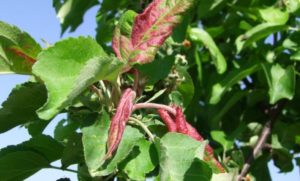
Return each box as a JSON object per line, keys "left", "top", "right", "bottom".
{"left": 262, "top": 63, "right": 295, "bottom": 104}
{"left": 283, "top": 0, "right": 300, "bottom": 13}
{"left": 249, "top": 154, "right": 271, "bottom": 181}
{"left": 235, "top": 23, "right": 288, "bottom": 53}
{"left": 184, "top": 158, "right": 213, "bottom": 181}
{"left": 61, "top": 133, "right": 83, "bottom": 168}
{"left": 94, "top": 126, "right": 144, "bottom": 176}
{"left": 32, "top": 37, "right": 124, "bottom": 120}
{"left": 122, "top": 140, "right": 158, "bottom": 180}
{"left": 82, "top": 111, "right": 110, "bottom": 174}
{"left": 197, "top": 0, "right": 227, "bottom": 19}
{"left": 53, "top": 0, "right": 98, "bottom": 34}
{"left": 210, "top": 91, "right": 247, "bottom": 127}
{"left": 54, "top": 119, "right": 79, "bottom": 142}
{"left": 258, "top": 7, "right": 289, "bottom": 25}
{"left": 145, "top": 88, "right": 167, "bottom": 103}
{"left": 209, "top": 62, "right": 260, "bottom": 104}
{"left": 189, "top": 28, "right": 227, "bottom": 74}
{"left": 271, "top": 134, "right": 294, "bottom": 172}
{"left": 176, "top": 66, "right": 195, "bottom": 107}
{"left": 137, "top": 55, "right": 175, "bottom": 85}
{"left": 26, "top": 120, "right": 49, "bottom": 137}
{"left": 211, "top": 130, "right": 234, "bottom": 151}
{"left": 211, "top": 171, "right": 238, "bottom": 181}
{"left": 112, "top": 10, "right": 137, "bottom": 60}
{"left": 0, "top": 21, "right": 41, "bottom": 74}
{"left": 96, "top": 12, "right": 116, "bottom": 44}
{"left": 159, "top": 133, "right": 211, "bottom": 181}
{"left": 0, "top": 151, "right": 49, "bottom": 181}
{"left": 22, "top": 135, "right": 64, "bottom": 161}
{"left": 0, "top": 82, "right": 47, "bottom": 133}
{"left": 0, "top": 135, "right": 64, "bottom": 181}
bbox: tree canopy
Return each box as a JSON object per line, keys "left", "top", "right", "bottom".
{"left": 1, "top": 0, "right": 300, "bottom": 180}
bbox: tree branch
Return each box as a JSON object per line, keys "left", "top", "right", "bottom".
{"left": 238, "top": 100, "right": 286, "bottom": 180}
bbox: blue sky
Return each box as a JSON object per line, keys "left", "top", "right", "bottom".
{"left": 0, "top": 1, "right": 299, "bottom": 181}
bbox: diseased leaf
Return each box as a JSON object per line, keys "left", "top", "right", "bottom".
{"left": 262, "top": 63, "right": 295, "bottom": 104}
{"left": 106, "top": 88, "right": 136, "bottom": 159}
{"left": 159, "top": 133, "right": 211, "bottom": 181}
{"left": 32, "top": 37, "right": 124, "bottom": 120}
{"left": 129, "top": 0, "right": 195, "bottom": 64}
{"left": 0, "top": 21, "right": 41, "bottom": 74}
{"left": 53, "top": 0, "right": 99, "bottom": 34}
{"left": 236, "top": 23, "right": 288, "bottom": 53}
{"left": 189, "top": 28, "right": 227, "bottom": 74}
{"left": 122, "top": 140, "right": 158, "bottom": 180}
{"left": 112, "top": 10, "right": 137, "bottom": 61}
{"left": 0, "top": 82, "right": 47, "bottom": 133}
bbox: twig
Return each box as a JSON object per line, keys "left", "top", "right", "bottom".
{"left": 90, "top": 85, "right": 104, "bottom": 101}
{"left": 129, "top": 117, "right": 155, "bottom": 141}
{"left": 238, "top": 101, "right": 286, "bottom": 180}
{"left": 133, "top": 103, "right": 176, "bottom": 115}
{"left": 238, "top": 121, "right": 271, "bottom": 180}
{"left": 49, "top": 165, "right": 91, "bottom": 178}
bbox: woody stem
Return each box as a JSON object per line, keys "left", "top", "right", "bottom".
{"left": 133, "top": 103, "right": 176, "bottom": 116}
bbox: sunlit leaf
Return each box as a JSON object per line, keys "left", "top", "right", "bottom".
{"left": 211, "top": 130, "right": 234, "bottom": 151}
{"left": 159, "top": 133, "right": 211, "bottom": 181}
{"left": 236, "top": 23, "right": 288, "bottom": 53}
{"left": 0, "top": 21, "right": 41, "bottom": 74}
{"left": 258, "top": 7, "right": 289, "bottom": 25}
{"left": 130, "top": 0, "right": 195, "bottom": 64}
{"left": 32, "top": 37, "right": 124, "bottom": 120}
{"left": 262, "top": 63, "right": 295, "bottom": 104}
{"left": 189, "top": 28, "right": 227, "bottom": 74}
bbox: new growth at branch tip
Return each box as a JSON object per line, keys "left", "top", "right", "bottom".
{"left": 105, "top": 88, "right": 136, "bottom": 160}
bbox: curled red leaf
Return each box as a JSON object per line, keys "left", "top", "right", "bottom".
{"left": 130, "top": 0, "right": 194, "bottom": 64}
{"left": 105, "top": 88, "right": 136, "bottom": 159}
{"left": 157, "top": 109, "right": 177, "bottom": 132}
{"left": 158, "top": 106, "right": 225, "bottom": 173}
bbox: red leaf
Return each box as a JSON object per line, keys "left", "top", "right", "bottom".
{"left": 8, "top": 47, "right": 36, "bottom": 64}
{"left": 112, "top": 10, "right": 137, "bottom": 61}
{"left": 105, "top": 88, "right": 136, "bottom": 159}
{"left": 157, "top": 108, "right": 177, "bottom": 132}
{"left": 130, "top": 0, "right": 194, "bottom": 64}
